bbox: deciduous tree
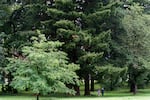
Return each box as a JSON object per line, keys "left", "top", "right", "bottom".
{"left": 7, "top": 32, "right": 79, "bottom": 100}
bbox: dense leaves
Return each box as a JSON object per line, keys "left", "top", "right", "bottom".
{"left": 7, "top": 32, "right": 79, "bottom": 96}
{"left": 0, "top": 0, "right": 150, "bottom": 96}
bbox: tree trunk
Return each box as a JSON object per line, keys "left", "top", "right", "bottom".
{"left": 74, "top": 85, "right": 80, "bottom": 96}
{"left": 36, "top": 94, "right": 39, "bottom": 100}
{"left": 110, "top": 74, "right": 113, "bottom": 91}
{"left": 6, "top": 85, "right": 12, "bottom": 92}
{"left": 84, "top": 74, "right": 90, "bottom": 95}
{"left": 12, "top": 88, "right": 18, "bottom": 94}
{"left": 130, "top": 82, "right": 137, "bottom": 94}
{"left": 2, "top": 84, "right": 5, "bottom": 92}
{"left": 129, "top": 73, "right": 137, "bottom": 94}
{"left": 90, "top": 77, "right": 94, "bottom": 91}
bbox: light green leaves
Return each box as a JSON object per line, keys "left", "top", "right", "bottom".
{"left": 7, "top": 33, "right": 79, "bottom": 95}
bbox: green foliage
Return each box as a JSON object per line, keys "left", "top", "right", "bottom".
{"left": 46, "top": 8, "right": 65, "bottom": 19}
{"left": 0, "top": 2, "right": 11, "bottom": 27}
{"left": 54, "top": 20, "right": 76, "bottom": 30}
{"left": 1, "top": 0, "right": 150, "bottom": 95}
{"left": 121, "top": 4, "right": 150, "bottom": 66}
{"left": 91, "top": 30, "right": 111, "bottom": 52}
{"left": 79, "top": 52, "right": 103, "bottom": 68}
{"left": 7, "top": 32, "right": 79, "bottom": 95}
{"left": 96, "top": 65, "right": 128, "bottom": 90}
{"left": 0, "top": 35, "right": 5, "bottom": 85}
{"left": 111, "top": 3, "right": 150, "bottom": 90}
{"left": 55, "top": 0, "right": 74, "bottom": 12}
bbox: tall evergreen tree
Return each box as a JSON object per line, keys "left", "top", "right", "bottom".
{"left": 76, "top": 0, "right": 119, "bottom": 95}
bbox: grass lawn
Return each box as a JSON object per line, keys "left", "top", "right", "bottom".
{"left": 1, "top": 84, "right": 150, "bottom": 100}
{"left": 0, "top": 95, "right": 150, "bottom": 100}
{"left": 0, "top": 89, "right": 150, "bottom": 100}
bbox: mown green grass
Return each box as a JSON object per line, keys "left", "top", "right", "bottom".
{"left": 0, "top": 88, "right": 150, "bottom": 100}
{"left": 1, "top": 83, "right": 150, "bottom": 100}
{"left": 0, "top": 95, "right": 150, "bottom": 100}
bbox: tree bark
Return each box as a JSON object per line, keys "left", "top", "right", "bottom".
{"left": 90, "top": 77, "right": 94, "bottom": 91}
{"left": 84, "top": 74, "right": 90, "bottom": 95}
{"left": 129, "top": 71, "right": 137, "bottom": 94}
{"left": 110, "top": 74, "right": 113, "bottom": 91}
{"left": 36, "top": 93, "right": 39, "bottom": 100}
{"left": 2, "top": 84, "right": 5, "bottom": 92}
{"left": 130, "top": 82, "right": 137, "bottom": 94}
{"left": 74, "top": 85, "right": 80, "bottom": 96}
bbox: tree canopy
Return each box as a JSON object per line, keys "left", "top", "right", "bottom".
{"left": 7, "top": 32, "right": 79, "bottom": 100}
{"left": 0, "top": 0, "right": 150, "bottom": 96}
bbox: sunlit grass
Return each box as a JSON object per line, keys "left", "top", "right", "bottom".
{"left": 0, "top": 88, "right": 150, "bottom": 100}
{"left": 0, "top": 95, "right": 150, "bottom": 100}
{"left": 1, "top": 83, "right": 150, "bottom": 100}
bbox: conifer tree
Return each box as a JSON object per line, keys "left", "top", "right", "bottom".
{"left": 76, "top": 0, "right": 118, "bottom": 95}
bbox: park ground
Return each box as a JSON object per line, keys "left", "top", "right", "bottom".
{"left": 0, "top": 88, "right": 150, "bottom": 100}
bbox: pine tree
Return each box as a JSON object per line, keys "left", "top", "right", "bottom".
{"left": 38, "top": 0, "right": 113, "bottom": 95}
{"left": 75, "top": 0, "right": 118, "bottom": 95}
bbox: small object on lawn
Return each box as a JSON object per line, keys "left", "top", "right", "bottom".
{"left": 101, "top": 87, "right": 104, "bottom": 96}
{"left": 98, "top": 88, "right": 101, "bottom": 96}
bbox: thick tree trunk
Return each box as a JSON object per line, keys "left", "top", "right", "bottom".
{"left": 90, "top": 77, "right": 94, "bottom": 91}
{"left": 129, "top": 72, "right": 137, "bottom": 94}
{"left": 36, "top": 94, "right": 39, "bottom": 100}
{"left": 130, "top": 82, "right": 137, "bottom": 94}
{"left": 74, "top": 85, "right": 80, "bottom": 96}
{"left": 12, "top": 88, "right": 18, "bottom": 94}
{"left": 110, "top": 74, "right": 113, "bottom": 91}
{"left": 6, "top": 85, "right": 12, "bottom": 92}
{"left": 84, "top": 74, "right": 90, "bottom": 95}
